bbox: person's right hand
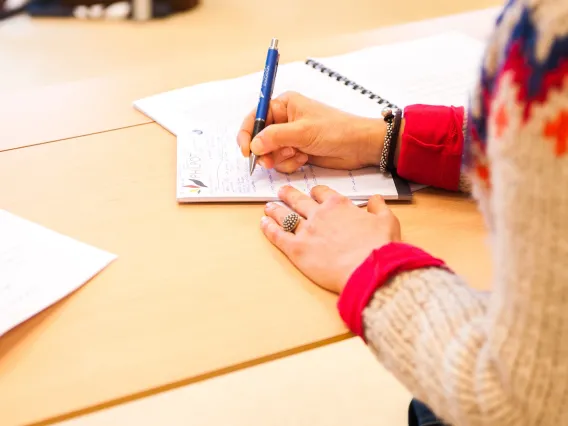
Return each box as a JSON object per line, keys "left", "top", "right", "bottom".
{"left": 237, "top": 91, "right": 388, "bottom": 173}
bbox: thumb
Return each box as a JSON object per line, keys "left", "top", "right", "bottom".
{"left": 366, "top": 195, "right": 388, "bottom": 214}
{"left": 250, "top": 121, "right": 308, "bottom": 156}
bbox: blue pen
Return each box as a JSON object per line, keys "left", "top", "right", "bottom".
{"left": 249, "top": 37, "right": 280, "bottom": 175}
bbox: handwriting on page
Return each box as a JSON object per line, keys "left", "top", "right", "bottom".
{"left": 176, "top": 123, "right": 398, "bottom": 202}
{"left": 0, "top": 210, "right": 116, "bottom": 337}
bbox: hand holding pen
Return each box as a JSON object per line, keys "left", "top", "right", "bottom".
{"left": 237, "top": 37, "right": 392, "bottom": 175}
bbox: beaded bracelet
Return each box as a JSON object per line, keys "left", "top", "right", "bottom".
{"left": 379, "top": 107, "right": 402, "bottom": 173}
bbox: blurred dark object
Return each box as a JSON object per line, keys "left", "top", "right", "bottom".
{"left": 0, "top": 0, "right": 27, "bottom": 18}
{"left": 0, "top": 0, "right": 198, "bottom": 19}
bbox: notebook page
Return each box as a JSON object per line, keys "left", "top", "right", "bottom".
{"left": 134, "top": 61, "right": 385, "bottom": 136}
{"left": 176, "top": 122, "right": 399, "bottom": 203}
{"left": 312, "top": 32, "right": 485, "bottom": 108}
{"left": 0, "top": 210, "right": 117, "bottom": 337}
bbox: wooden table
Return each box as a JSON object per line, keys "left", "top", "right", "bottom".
{"left": 0, "top": 0, "right": 500, "bottom": 92}
{"left": 0, "top": 5, "right": 499, "bottom": 426}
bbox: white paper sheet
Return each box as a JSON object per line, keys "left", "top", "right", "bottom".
{"left": 176, "top": 122, "right": 401, "bottom": 203}
{"left": 0, "top": 210, "right": 117, "bottom": 337}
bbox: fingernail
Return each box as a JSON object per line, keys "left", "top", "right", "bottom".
{"left": 261, "top": 216, "right": 269, "bottom": 224}
{"left": 258, "top": 158, "right": 267, "bottom": 168}
{"left": 265, "top": 202, "right": 276, "bottom": 211}
{"left": 296, "top": 153, "right": 308, "bottom": 163}
{"left": 281, "top": 147, "right": 294, "bottom": 157}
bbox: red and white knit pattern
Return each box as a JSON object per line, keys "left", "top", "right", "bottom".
{"left": 359, "top": 1, "right": 568, "bottom": 424}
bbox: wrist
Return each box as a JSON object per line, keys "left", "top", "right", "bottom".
{"left": 357, "top": 117, "right": 386, "bottom": 167}
{"left": 357, "top": 117, "right": 405, "bottom": 168}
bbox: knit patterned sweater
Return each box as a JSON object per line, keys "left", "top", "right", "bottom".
{"left": 337, "top": 1, "right": 568, "bottom": 424}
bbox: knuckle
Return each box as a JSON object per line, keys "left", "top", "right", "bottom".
{"left": 328, "top": 193, "right": 348, "bottom": 206}
{"left": 377, "top": 208, "right": 393, "bottom": 220}
{"left": 277, "top": 91, "right": 294, "bottom": 105}
{"left": 288, "top": 195, "right": 300, "bottom": 210}
{"left": 369, "top": 194, "right": 383, "bottom": 205}
{"left": 271, "top": 97, "right": 285, "bottom": 111}
{"left": 282, "top": 90, "right": 306, "bottom": 109}
{"left": 266, "top": 223, "right": 280, "bottom": 239}
{"left": 271, "top": 231, "right": 284, "bottom": 247}
{"left": 288, "top": 241, "right": 304, "bottom": 258}
{"left": 311, "top": 184, "right": 325, "bottom": 196}
{"left": 283, "top": 90, "right": 299, "bottom": 99}
{"left": 382, "top": 211, "right": 401, "bottom": 231}
{"left": 302, "top": 220, "right": 317, "bottom": 235}
{"left": 310, "top": 207, "right": 327, "bottom": 222}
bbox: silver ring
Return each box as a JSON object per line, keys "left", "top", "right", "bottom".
{"left": 282, "top": 212, "right": 301, "bottom": 233}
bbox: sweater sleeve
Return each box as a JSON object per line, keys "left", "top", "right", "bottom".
{"left": 339, "top": 2, "right": 568, "bottom": 425}
{"left": 397, "top": 104, "right": 470, "bottom": 192}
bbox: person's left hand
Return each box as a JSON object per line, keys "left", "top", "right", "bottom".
{"left": 260, "top": 185, "right": 401, "bottom": 294}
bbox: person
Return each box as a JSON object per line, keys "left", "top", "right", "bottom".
{"left": 237, "top": 0, "right": 568, "bottom": 424}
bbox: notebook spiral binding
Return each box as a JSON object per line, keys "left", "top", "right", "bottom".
{"left": 305, "top": 59, "right": 398, "bottom": 109}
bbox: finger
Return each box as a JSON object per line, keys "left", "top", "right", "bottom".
{"left": 264, "top": 201, "right": 299, "bottom": 224}
{"left": 250, "top": 121, "right": 308, "bottom": 157}
{"left": 259, "top": 147, "right": 298, "bottom": 170}
{"left": 268, "top": 94, "right": 290, "bottom": 124}
{"left": 273, "top": 147, "right": 298, "bottom": 164}
{"left": 237, "top": 106, "right": 276, "bottom": 157}
{"left": 277, "top": 185, "right": 318, "bottom": 218}
{"left": 264, "top": 203, "right": 303, "bottom": 232}
{"left": 260, "top": 215, "right": 296, "bottom": 255}
{"left": 236, "top": 114, "right": 259, "bottom": 158}
{"left": 237, "top": 94, "right": 290, "bottom": 157}
{"left": 310, "top": 185, "right": 342, "bottom": 204}
{"left": 273, "top": 153, "right": 308, "bottom": 174}
{"left": 366, "top": 194, "right": 388, "bottom": 214}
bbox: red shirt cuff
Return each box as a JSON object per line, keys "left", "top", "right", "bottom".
{"left": 337, "top": 242, "right": 449, "bottom": 340}
{"left": 397, "top": 104, "right": 465, "bottom": 191}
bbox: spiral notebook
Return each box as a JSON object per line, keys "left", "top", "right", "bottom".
{"left": 133, "top": 32, "right": 485, "bottom": 203}
{"left": 175, "top": 122, "right": 408, "bottom": 203}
